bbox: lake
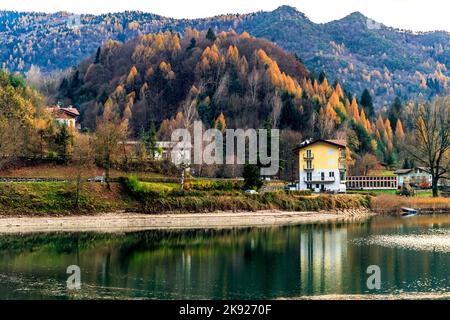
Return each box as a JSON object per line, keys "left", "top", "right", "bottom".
{"left": 0, "top": 214, "right": 450, "bottom": 299}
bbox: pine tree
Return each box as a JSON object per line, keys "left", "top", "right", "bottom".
{"left": 360, "top": 89, "right": 374, "bottom": 119}
{"left": 187, "top": 38, "right": 197, "bottom": 51}
{"left": 206, "top": 28, "right": 216, "bottom": 42}
{"left": 94, "top": 47, "right": 101, "bottom": 64}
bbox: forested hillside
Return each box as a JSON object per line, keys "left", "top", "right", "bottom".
{"left": 1, "top": 6, "right": 449, "bottom": 107}
{"left": 59, "top": 29, "right": 410, "bottom": 176}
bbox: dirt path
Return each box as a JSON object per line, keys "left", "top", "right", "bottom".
{"left": 0, "top": 210, "right": 371, "bottom": 234}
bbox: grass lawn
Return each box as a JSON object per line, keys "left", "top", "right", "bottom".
{"left": 135, "top": 181, "right": 181, "bottom": 192}
{"left": 349, "top": 189, "right": 397, "bottom": 196}
{"left": 0, "top": 164, "right": 170, "bottom": 180}
{"left": 0, "top": 181, "right": 136, "bottom": 215}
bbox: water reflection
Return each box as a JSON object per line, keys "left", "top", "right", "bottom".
{"left": 0, "top": 215, "right": 449, "bottom": 299}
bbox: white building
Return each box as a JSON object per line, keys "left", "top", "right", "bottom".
{"left": 395, "top": 167, "right": 432, "bottom": 187}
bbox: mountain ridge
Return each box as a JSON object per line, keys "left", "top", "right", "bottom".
{"left": 1, "top": 5, "right": 449, "bottom": 106}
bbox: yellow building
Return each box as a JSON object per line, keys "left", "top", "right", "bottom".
{"left": 294, "top": 139, "right": 347, "bottom": 193}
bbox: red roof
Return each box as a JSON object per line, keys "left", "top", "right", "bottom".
{"left": 47, "top": 106, "right": 80, "bottom": 118}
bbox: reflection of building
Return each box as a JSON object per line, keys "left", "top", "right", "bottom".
{"left": 299, "top": 227, "right": 347, "bottom": 293}
{"left": 294, "top": 139, "right": 347, "bottom": 193}
{"left": 347, "top": 176, "right": 398, "bottom": 190}
{"left": 395, "top": 167, "right": 432, "bottom": 187}
{"left": 47, "top": 105, "right": 80, "bottom": 129}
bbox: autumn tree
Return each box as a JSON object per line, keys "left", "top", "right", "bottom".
{"left": 406, "top": 97, "right": 449, "bottom": 197}
{"left": 354, "top": 153, "right": 380, "bottom": 176}
{"left": 94, "top": 98, "right": 128, "bottom": 189}
{"left": 395, "top": 119, "right": 405, "bottom": 142}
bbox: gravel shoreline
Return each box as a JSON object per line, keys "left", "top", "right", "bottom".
{"left": 0, "top": 209, "right": 371, "bottom": 234}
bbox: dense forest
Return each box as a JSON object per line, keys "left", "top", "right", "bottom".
{"left": 56, "top": 29, "right": 413, "bottom": 178}
{"left": 1, "top": 6, "right": 449, "bottom": 107}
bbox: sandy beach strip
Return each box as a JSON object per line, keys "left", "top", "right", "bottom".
{"left": 0, "top": 210, "right": 370, "bottom": 234}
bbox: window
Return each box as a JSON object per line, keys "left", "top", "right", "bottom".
{"left": 307, "top": 184, "right": 312, "bottom": 189}
{"left": 307, "top": 172, "right": 312, "bottom": 181}
{"left": 306, "top": 160, "right": 312, "bottom": 169}
{"left": 306, "top": 149, "right": 312, "bottom": 158}
{"left": 316, "top": 184, "right": 320, "bottom": 189}
{"left": 329, "top": 172, "right": 335, "bottom": 177}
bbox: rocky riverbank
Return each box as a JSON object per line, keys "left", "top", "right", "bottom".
{"left": 0, "top": 209, "right": 372, "bottom": 234}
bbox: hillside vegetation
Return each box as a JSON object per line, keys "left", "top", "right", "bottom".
{"left": 1, "top": 6, "right": 449, "bottom": 106}
{"left": 58, "top": 29, "right": 412, "bottom": 177}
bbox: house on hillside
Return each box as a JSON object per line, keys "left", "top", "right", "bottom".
{"left": 47, "top": 105, "right": 80, "bottom": 129}
{"left": 293, "top": 139, "right": 347, "bottom": 193}
{"left": 119, "top": 140, "right": 190, "bottom": 165}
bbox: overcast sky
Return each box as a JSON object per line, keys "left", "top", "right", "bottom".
{"left": 0, "top": 0, "right": 449, "bottom": 32}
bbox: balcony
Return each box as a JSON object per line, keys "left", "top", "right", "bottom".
{"left": 303, "top": 152, "right": 314, "bottom": 159}
{"left": 303, "top": 164, "right": 314, "bottom": 171}
{"left": 304, "top": 176, "right": 336, "bottom": 183}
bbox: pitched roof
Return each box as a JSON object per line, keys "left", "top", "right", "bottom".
{"left": 293, "top": 139, "right": 347, "bottom": 152}
{"left": 48, "top": 106, "right": 80, "bottom": 118}
{"left": 394, "top": 169, "right": 412, "bottom": 175}
{"left": 395, "top": 167, "right": 432, "bottom": 175}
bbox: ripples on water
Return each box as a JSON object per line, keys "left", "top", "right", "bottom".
{"left": 354, "top": 229, "right": 450, "bottom": 253}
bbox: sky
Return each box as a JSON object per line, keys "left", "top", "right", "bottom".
{"left": 0, "top": 0, "right": 449, "bottom": 32}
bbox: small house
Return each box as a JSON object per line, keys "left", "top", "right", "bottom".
{"left": 47, "top": 105, "right": 80, "bottom": 129}
{"left": 395, "top": 167, "right": 432, "bottom": 187}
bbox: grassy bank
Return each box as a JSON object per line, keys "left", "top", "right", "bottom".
{"left": 0, "top": 182, "right": 136, "bottom": 215}
{"left": 371, "top": 194, "right": 450, "bottom": 214}
{"left": 3, "top": 177, "right": 447, "bottom": 216}
{"left": 123, "top": 177, "right": 371, "bottom": 214}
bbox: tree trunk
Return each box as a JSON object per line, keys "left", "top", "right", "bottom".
{"left": 105, "top": 157, "right": 111, "bottom": 190}
{"left": 180, "top": 169, "right": 185, "bottom": 190}
{"left": 432, "top": 176, "right": 439, "bottom": 197}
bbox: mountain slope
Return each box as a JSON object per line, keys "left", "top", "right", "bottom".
{"left": 1, "top": 6, "right": 449, "bottom": 106}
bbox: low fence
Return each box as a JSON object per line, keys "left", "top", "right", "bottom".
{"left": 0, "top": 177, "right": 68, "bottom": 182}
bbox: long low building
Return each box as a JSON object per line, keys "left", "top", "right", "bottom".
{"left": 346, "top": 176, "right": 398, "bottom": 190}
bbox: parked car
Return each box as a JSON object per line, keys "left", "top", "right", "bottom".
{"left": 245, "top": 189, "right": 258, "bottom": 195}
{"left": 284, "top": 184, "right": 297, "bottom": 191}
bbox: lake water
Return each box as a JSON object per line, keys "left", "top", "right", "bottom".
{"left": 0, "top": 214, "right": 450, "bottom": 299}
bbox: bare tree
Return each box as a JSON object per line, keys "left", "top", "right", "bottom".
{"left": 181, "top": 85, "right": 200, "bottom": 131}
{"left": 352, "top": 153, "right": 380, "bottom": 176}
{"left": 0, "top": 119, "right": 24, "bottom": 170}
{"left": 406, "top": 97, "right": 449, "bottom": 197}
{"left": 248, "top": 67, "right": 260, "bottom": 105}
{"left": 271, "top": 93, "right": 282, "bottom": 128}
